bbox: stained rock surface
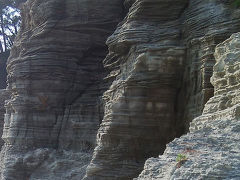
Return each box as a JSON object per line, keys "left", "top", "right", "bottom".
{"left": 137, "top": 32, "right": 240, "bottom": 180}
{"left": 1, "top": 0, "right": 240, "bottom": 180}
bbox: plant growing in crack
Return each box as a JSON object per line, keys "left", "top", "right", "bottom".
{"left": 176, "top": 153, "right": 187, "bottom": 168}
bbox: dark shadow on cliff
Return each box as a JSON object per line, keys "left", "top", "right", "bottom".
{"left": 0, "top": 51, "right": 8, "bottom": 89}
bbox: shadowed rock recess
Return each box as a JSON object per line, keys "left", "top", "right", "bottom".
{"left": 0, "top": 0, "right": 240, "bottom": 180}
{"left": 137, "top": 32, "right": 240, "bottom": 180}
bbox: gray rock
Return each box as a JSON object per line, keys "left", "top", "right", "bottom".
{"left": 85, "top": 0, "right": 188, "bottom": 179}
{"left": 0, "top": 0, "right": 124, "bottom": 179}
{"left": 137, "top": 32, "right": 240, "bottom": 180}
{"left": 85, "top": 0, "right": 240, "bottom": 179}
{"left": 0, "top": 90, "right": 10, "bottom": 148}
{"left": 1, "top": 0, "right": 240, "bottom": 179}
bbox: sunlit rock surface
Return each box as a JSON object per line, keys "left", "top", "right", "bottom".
{"left": 137, "top": 33, "right": 240, "bottom": 180}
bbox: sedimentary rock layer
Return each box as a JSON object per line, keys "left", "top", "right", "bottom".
{"left": 180, "top": 0, "right": 240, "bottom": 129}
{"left": 86, "top": 0, "right": 240, "bottom": 179}
{"left": 85, "top": 0, "right": 188, "bottom": 179}
{"left": 0, "top": 0, "right": 124, "bottom": 179}
{"left": 137, "top": 32, "right": 240, "bottom": 180}
{"left": 0, "top": 90, "right": 10, "bottom": 148}
{"left": 1, "top": 0, "right": 240, "bottom": 179}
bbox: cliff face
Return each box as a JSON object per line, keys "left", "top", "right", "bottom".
{"left": 85, "top": 0, "right": 188, "bottom": 179}
{"left": 0, "top": 0, "right": 124, "bottom": 179}
{"left": 0, "top": 52, "right": 10, "bottom": 148}
{"left": 85, "top": 0, "right": 240, "bottom": 179}
{"left": 137, "top": 32, "right": 240, "bottom": 179}
{"left": 0, "top": 0, "right": 240, "bottom": 180}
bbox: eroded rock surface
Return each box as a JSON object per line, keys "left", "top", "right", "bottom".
{"left": 1, "top": 0, "right": 240, "bottom": 180}
{"left": 0, "top": 0, "right": 124, "bottom": 179}
{"left": 85, "top": 0, "right": 240, "bottom": 179}
{"left": 137, "top": 32, "right": 240, "bottom": 180}
{"left": 85, "top": 0, "right": 188, "bottom": 179}
{"left": 180, "top": 0, "right": 240, "bottom": 130}
{"left": 0, "top": 90, "right": 10, "bottom": 148}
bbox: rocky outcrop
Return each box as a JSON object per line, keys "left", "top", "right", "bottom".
{"left": 0, "top": 0, "right": 124, "bottom": 179}
{"left": 1, "top": 0, "right": 240, "bottom": 180}
{"left": 137, "top": 32, "right": 240, "bottom": 180}
{"left": 85, "top": 0, "right": 240, "bottom": 179}
{"left": 180, "top": 0, "right": 240, "bottom": 130}
{"left": 85, "top": 0, "right": 188, "bottom": 179}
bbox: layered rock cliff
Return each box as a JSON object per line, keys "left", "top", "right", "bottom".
{"left": 0, "top": 0, "right": 240, "bottom": 180}
{"left": 137, "top": 32, "right": 240, "bottom": 180}
{"left": 0, "top": 0, "right": 124, "bottom": 179}
{"left": 86, "top": 0, "right": 240, "bottom": 179}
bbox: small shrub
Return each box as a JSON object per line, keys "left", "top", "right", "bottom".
{"left": 176, "top": 154, "right": 187, "bottom": 168}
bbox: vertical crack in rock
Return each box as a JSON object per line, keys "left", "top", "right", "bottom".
{"left": 137, "top": 32, "right": 240, "bottom": 180}
{"left": 0, "top": 0, "right": 124, "bottom": 179}
{"left": 179, "top": 0, "right": 240, "bottom": 131}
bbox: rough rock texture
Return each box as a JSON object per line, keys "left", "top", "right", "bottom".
{"left": 136, "top": 32, "right": 240, "bottom": 180}
{"left": 0, "top": 90, "right": 10, "bottom": 148}
{"left": 85, "top": 0, "right": 240, "bottom": 179}
{"left": 30, "top": 150, "right": 92, "bottom": 180}
{"left": 1, "top": 0, "right": 240, "bottom": 180}
{"left": 0, "top": 0, "right": 124, "bottom": 179}
{"left": 180, "top": 0, "right": 240, "bottom": 129}
{"left": 85, "top": 0, "right": 188, "bottom": 179}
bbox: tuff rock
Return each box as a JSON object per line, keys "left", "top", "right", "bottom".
{"left": 0, "top": 0, "right": 240, "bottom": 180}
